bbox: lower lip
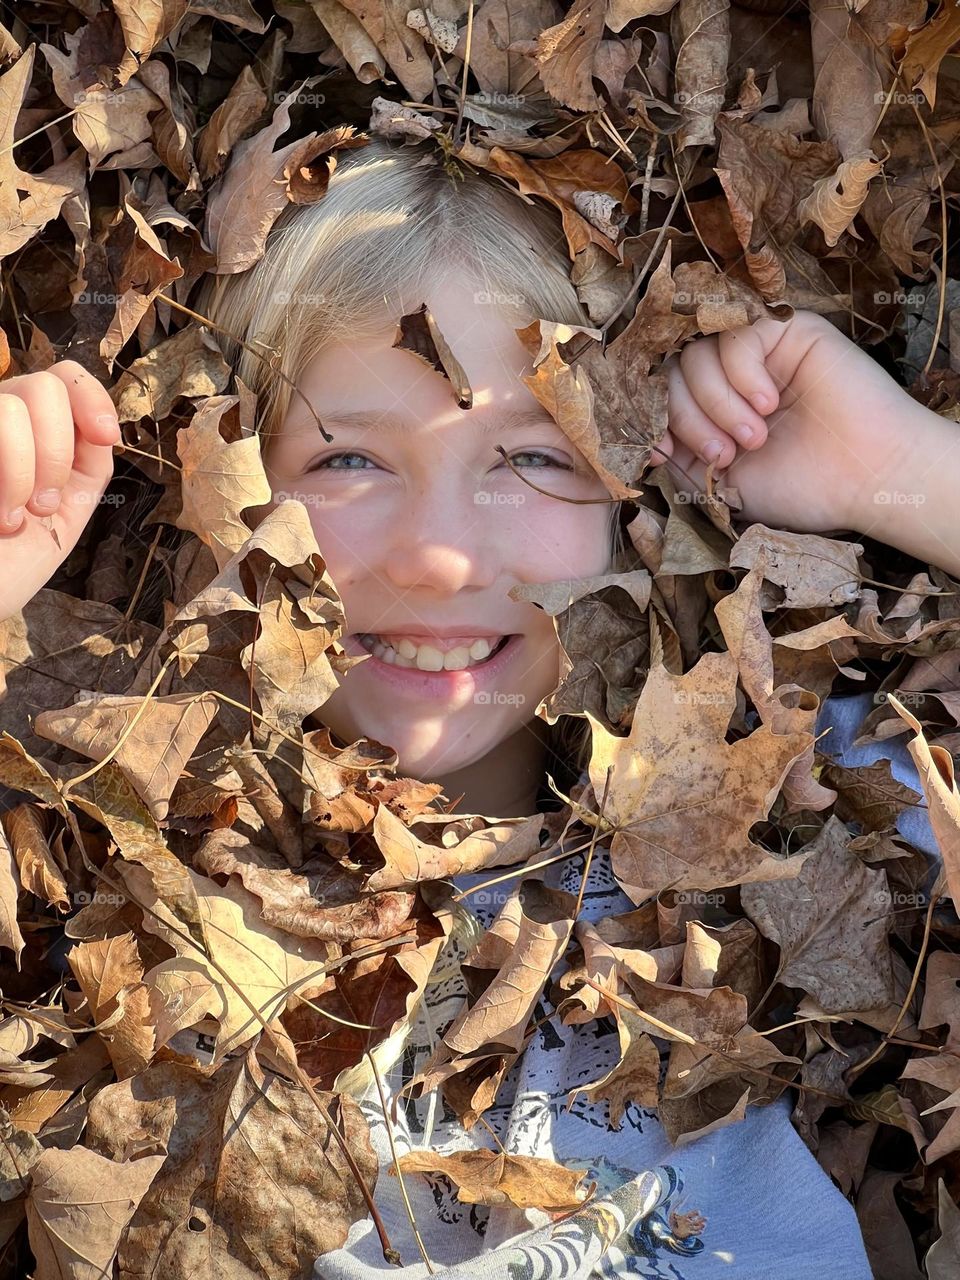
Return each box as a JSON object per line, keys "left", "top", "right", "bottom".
{"left": 339, "top": 633, "right": 524, "bottom": 697}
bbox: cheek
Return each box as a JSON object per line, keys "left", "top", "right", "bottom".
{"left": 304, "top": 507, "right": 373, "bottom": 590}
{"left": 533, "top": 506, "right": 614, "bottom": 578}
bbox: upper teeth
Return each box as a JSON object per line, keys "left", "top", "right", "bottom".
{"left": 361, "top": 634, "right": 505, "bottom": 671}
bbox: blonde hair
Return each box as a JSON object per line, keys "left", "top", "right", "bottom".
{"left": 193, "top": 137, "right": 638, "bottom": 1094}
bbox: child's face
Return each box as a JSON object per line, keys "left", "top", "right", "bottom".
{"left": 262, "top": 276, "right": 613, "bottom": 780}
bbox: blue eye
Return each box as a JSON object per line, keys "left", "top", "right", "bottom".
{"left": 504, "top": 451, "right": 572, "bottom": 470}
{"left": 312, "top": 452, "right": 375, "bottom": 471}
{"left": 310, "top": 450, "right": 571, "bottom": 472}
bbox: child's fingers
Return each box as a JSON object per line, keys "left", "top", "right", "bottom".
{"left": 678, "top": 337, "right": 768, "bottom": 451}
{"left": 1, "top": 372, "right": 78, "bottom": 518}
{"left": 46, "top": 361, "right": 122, "bottom": 446}
{"left": 0, "top": 394, "right": 37, "bottom": 530}
{"left": 716, "top": 323, "right": 782, "bottom": 415}
{"left": 664, "top": 352, "right": 738, "bottom": 468}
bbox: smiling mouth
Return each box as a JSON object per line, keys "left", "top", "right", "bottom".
{"left": 356, "top": 633, "right": 514, "bottom": 671}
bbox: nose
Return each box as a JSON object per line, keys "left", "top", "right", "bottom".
{"left": 380, "top": 480, "right": 500, "bottom": 594}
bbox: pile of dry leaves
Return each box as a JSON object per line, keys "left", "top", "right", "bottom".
{"left": 1, "top": 0, "right": 960, "bottom": 1275}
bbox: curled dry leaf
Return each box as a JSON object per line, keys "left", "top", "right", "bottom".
{"left": 66, "top": 932, "right": 156, "bottom": 1080}
{"left": 393, "top": 1147, "right": 591, "bottom": 1212}
{"left": 404, "top": 879, "right": 577, "bottom": 1127}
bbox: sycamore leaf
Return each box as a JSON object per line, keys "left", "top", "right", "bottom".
{"left": 393, "top": 303, "right": 472, "bottom": 407}
{"left": 798, "top": 155, "right": 883, "bottom": 247}
{"left": 0, "top": 48, "right": 87, "bottom": 257}
{"left": 730, "top": 524, "right": 864, "bottom": 609}
{"left": 0, "top": 1106, "right": 42, "bottom": 1199}
{"left": 566, "top": 1007, "right": 661, "bottom": 1126}
{"left": 175, "top": 397, "right": 274, "bottom": 572}
{"left": 0, "top": 803, "right": 70, "bottom": 912}
{"left": 926, "top": 1179, "right": 960, "bottom": 1280}
{"left": 404, "top": 880, "right": 577, "bottom": 1128}
{"left": 0, "top": 823, "right": 24, "bottom": 970}
{"left": 368, "top": 803, "right": 546, "bottom": 890}
{"left": 901, "top": 1054, "right": 960, "bottom": 1163}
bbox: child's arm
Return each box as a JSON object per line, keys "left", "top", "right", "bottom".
{"left": 661, "top": 309, "right": 960, "bottom": 578}
{"left": 845, "top": 402, "right": 960, "bottom": 578}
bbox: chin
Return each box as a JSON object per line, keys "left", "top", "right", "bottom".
{"left": 387, "top": 735, "right": 497, "bottom": 781}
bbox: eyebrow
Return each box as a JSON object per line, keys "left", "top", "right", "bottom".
{"left": 286, "top": 407, "right": 560, "bottom": 437}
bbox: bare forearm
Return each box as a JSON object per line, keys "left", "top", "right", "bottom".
{"left": 849, "top": 403, "right": 960, "bottom": 579}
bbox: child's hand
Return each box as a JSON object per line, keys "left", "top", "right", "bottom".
{"left": 659, "top": 309, "right": 919, "bottom": 535}
{"left": 0, "top": 363, "right": 121, "bottom": 624}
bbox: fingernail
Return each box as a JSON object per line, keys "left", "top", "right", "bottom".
{"left": 4, "top": 508, "right": 24, "bottom": 529}
{"left": 34, "top": 489, "right": 61, "bottom": 512}
{"left": 702, "top": 440, "right": 725, "bottom": 463}
{"left": 734, "top": 423, "right": 755, "bottom": 445}
{"left": 752, "top": 392, "right": 774, "bottom": 412}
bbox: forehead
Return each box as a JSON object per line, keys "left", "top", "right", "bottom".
{"left": 277, "top": 291, "right": 551, "bottom": 439}
{"left": 280, "top": 404, "right": 559, "bottom": 438}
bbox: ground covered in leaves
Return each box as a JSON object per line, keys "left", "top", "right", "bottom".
{"left": 1, "top": 0, "right": 960, "bottom": 1276}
